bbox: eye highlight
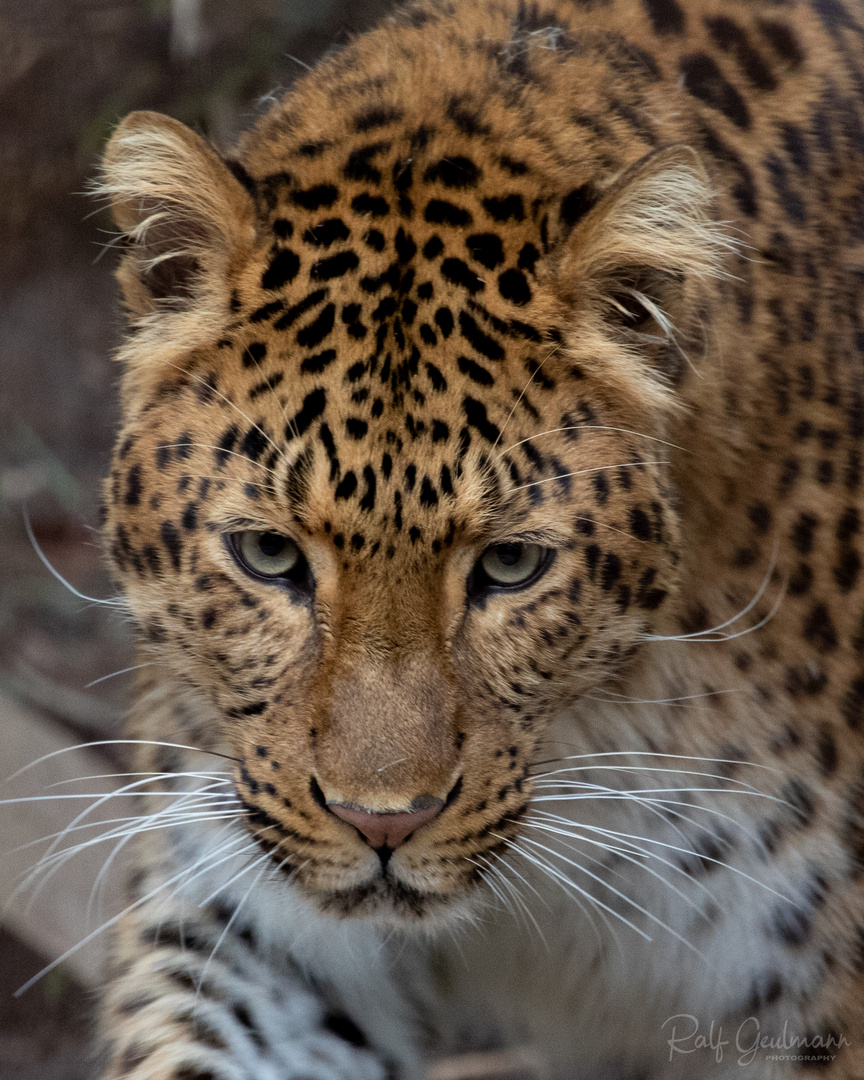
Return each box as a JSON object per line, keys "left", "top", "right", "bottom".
{"left": 229, "top": 531, "right": 309, "bottom": 585}
{"left": 472, "top": 542, "right": 549, "bottom": 592}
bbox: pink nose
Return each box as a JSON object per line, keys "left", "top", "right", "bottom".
{"left": 329, "top": 797, "right": 444, "bottom": 849}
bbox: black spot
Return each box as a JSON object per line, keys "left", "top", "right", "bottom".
{"left": 160, "top": 521, "right": 182, "bottom": 570}
{"left": 704, "top": 15, "right": 778, "bottom": 91}
{"left": 322, "top": 1011, "right": 369, "bottom": 1048}
{"left": 297, "top": 303, "right": 336, "bottom": 349}
{"left": 459, "top": 311, "right": 504, "bottom": 360}
{"left": 303, "top": 218, "right": 351, "bottom": 247}
{"left": 681, "top": 53, "right": 751, "bottom": 129}
{"left": 291, "top": 184, "right": 338, "bottom": 210}
{"left": 435, "top": 308, "right": 455, "bottom": 338}
{"left": 346, "top": 418, "right": 368, "bottom": 439}
{"left": 817, "top": 726, "right": 839, "bottom": 777}
{"left": 125, "top": 465, "right": 142, "bottom": 506}
{"left": 424, "top": 156, "right": 480, "bottom": 188}
{"left": 420, "top": 323, "right": 437, "bottom": 345}
{"left": 834, "top": 548, "right": 862, "bottom": 592}
{"left": 272, "top": 218, "right": 293, "bottom": 239}
{"left": 482, "top": 194, "right": 525, "bottom": 222}
{"left": 803, "top": 603, "right": 838, "bottom": 653}
{"left": 242, "top": 342, "right": 267, "bottom": 369}
{"left": 363, "top": 228, "right": 386, "bottom": 251}
{"left": 395, "top": 227, "right": 417, "bottom": 263}
{"left": 420, "top": 477, "right": 439, "bottom": 507}
{"left": 426, "top": 361, "right": 448, "bottom": 391}
{"left": 447, "top": 98, "right": 488, "bottom": 137}
{"left": 335, "top": 472, "right": 358, "bottom": 500}
{"left": 458, "top": 355, "right": 494, "bottom": 385}
{"left": 422, "top": 236, "right": 445, "bottom": 260}
{"left": 642, "top": 0, "right": 685, "bottom": 34}
{"left": 355, "top": 107, "right": 403, "bottom": 133}
{"left": 261, "top": 248, "right": 301, "bottom": 291}
{"left": 311, "top": 250, "right": 360, "bottom": 281}
{"left": 240, "top": 426, "right": 268, "bottom": 464}
{"left": 273, "top": 288, "right": 328, "bottom": 333}
{"left": 300, "top": 349, "right": 337, "bottom": 374}
{"left": 351, "top": 193, "right": 389, "bottom": 217}
{"left": 287, "top": 387, "right": 326, "bottom": 439}
{"left": 432, "top": 420, "right": 449, "bottom": 443}
{"left": 630, "top": 507, "right": 652, "bottom": 541}
{"left": 466, "top": 233, "right": 504, "bottom": 269}
{"left": 560, "top": 184, "right": 598, "bottom": 228}
{"left": 463, "top": 396, "right": 501, "bottom": 443}
{"left": 747, "top": 502, "right": 772, "bottom": 533}
{"left": 498, "top": 268, "right": 532, "bottom": 306}
{"left": 425, "top": 199, "right": 472, "bottom": 226}
{"left": 601, "top": 552, "right": 622, "bottom": 591}
{"left": 755, "top": 18, "right": 805, "bottom": 69}
{"left": 360, "top": 466, "right": 376, "bottom": 512}
{"left": 791, "top": 512, "right": 818, "bottom": 554}
{"left": 441, "top": 258, "right": 484, "bottom": 293}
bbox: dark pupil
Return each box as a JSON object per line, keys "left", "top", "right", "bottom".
{"left": 496, "top": 544, "right": 523, "bottom": 566}
{"left": 259, "top": 533, "right": 287, "bottom": 557}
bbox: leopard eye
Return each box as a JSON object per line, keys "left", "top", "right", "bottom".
{"left": 230, "top": 531, "right": 305, "bottom": 581}
{"left": 476, "top": 543, "right": 547, "bottom": 588}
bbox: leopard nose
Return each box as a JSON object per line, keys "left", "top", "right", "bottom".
{"left": 328, "top": 796, "right": 444, "bottom": 849}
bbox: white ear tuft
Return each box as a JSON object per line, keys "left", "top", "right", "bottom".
{"left": 97, "top": 109, "right": 254, "bottom": 317}
{"left": 556, "top": 145, "right": 738, "bottom": 403}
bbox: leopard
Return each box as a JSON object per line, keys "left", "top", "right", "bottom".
{"left": 83, "top": 0, "right": 864, "bottom": 1076}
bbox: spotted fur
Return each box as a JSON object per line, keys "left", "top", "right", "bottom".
{"left": 93, "top": 0, "right": 864, "bottom": 1076}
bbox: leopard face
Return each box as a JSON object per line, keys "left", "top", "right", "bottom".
{"left": 100, "top": 6, "right": 725, "bottom": 921}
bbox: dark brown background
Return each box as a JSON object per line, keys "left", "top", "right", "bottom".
{"left": 0, "top": 2, "right": 395, "bottom": 1074}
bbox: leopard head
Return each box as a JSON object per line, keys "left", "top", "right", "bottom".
{"left": 99, "top": 56, "right": 726, "bottom": 921}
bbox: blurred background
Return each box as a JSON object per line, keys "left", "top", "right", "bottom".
{"left": 0, "top": 1, "right": 396, "bottom": 1074}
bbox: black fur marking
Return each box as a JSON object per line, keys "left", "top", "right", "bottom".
{"left": 261, "top": 248, "right": 301, "bottom": 290}
{"left": 426, "top": 199, "right": 473, "bottom": 226}
{"left": 296, "top": 303, "right": 336, "bottom": 349}
{"left": 463, "top": 396, "right": 501, "bottom": 443}
{"left": 273, "top": 288, "right": 328, "bottom": 332}
{"left": 160, "top": 521, "right": 182, "bottom": 570}
{"left": 466, "top": 233, "right": 504, "bottom": 269}
{"left": 249, "top": 299, "right": 284, "bottom": 324}
{"left": 441, "top": 258, "right": 485, "bottom": 293}
{"left": 343, "top": 142, "right": 390, "bottom": 184}
{"left": 680, "top": 53, "right": 751, "bottom": 130}
{"left": 355, "top": 107, "right": 404, "bottom": 132}
{"left": 125, "top": 464, "right": 142, "bottom": 506}
{"left": 642, "top": 0, "right": 685, "bottom": 35}
{"left": 360, "top": 466, "right": 377, "bottom": 512}
{"left": 498, "top": 268, "right": 532, "bottom": 306}
{"left": 704, "top": 15, "right": 778, "bottom": 91}
{"left": 242, "top": 342, "right": 267, "bottom": 369}
{"left": 303, "top": 218, "right": 351, "bottom": 247}
{"left": 335, "top": 472, "right": 358, "bottom": 500}
{"left": 483, "top": 194, "right": 525, "bottom": 222}
{"left": 311, "top": 250, "right": 360, "bottom": 281}
{"left": 364, "top": 228, "right": 386, "bottom": 251}
{"left": 300, "top": 349, "right": 337, "bottom": 375}
{"left": 458, "top": 355, "right": 494, "bottom": 385}
{"left": 424, "top": 156, "right": 480, "bottom": 188}
{"left": 351, "top": 193, "right": 390, "bottom": 217}
{"left": 287, "top": 388, "right": 327, "bottom": 439}
{"left": 459, "top": 311, "right": 504, "bottom": 360}
{"left": 291, "top": 184, "right": 338, "bottom": 210}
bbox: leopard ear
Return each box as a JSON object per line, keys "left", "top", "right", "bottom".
{"left": 557, "top": 145, "right": 734, "bottom": 396}
{"left": 99, "top": 110, "right": 257, "bottom": 324}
